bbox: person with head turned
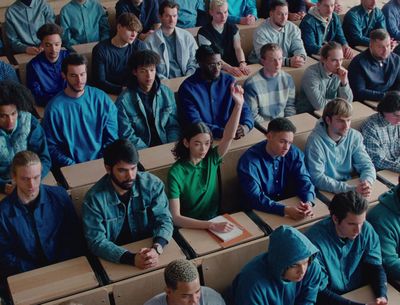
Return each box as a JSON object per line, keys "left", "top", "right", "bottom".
{"left": 144, "top": 259, "right": 225, "bottom": 305}
{"left": 145, "top": 0, "right": 198, "bottom": 79}
{"left": 296, "top": 41, "right": 353, "bottom": 113}
{"left": 26, "top": 23, "right": 69, "bottom": 107}
{"left": 244, "top": 43, "right": 296, "bottom": 125}
{"left": 116, "top": 49, "right": 180, "bottom": 149}
{"left": 83, "top": 139, "right": 173, "bottom": 268}
{"left": 237, "top": 117, "right": 315, "bottom": 220}
{"left": 233, "top": 225, "right": 323, "bottom": 305}
{"left": 0, "top": 81, "right": 51, "bottom": 196}
{"left": 60, "top": 0, "right": 110, "bottom": 49}
{"left": 249, "top": 0, "right": 307, "bottom": 67}
{"left": 178, "top": 44, "right": 253, "bottom": 139}
{"left": 5, "top": 0, "right": 55, "bottom": 54}
{"left": 167, "top": 83, "right": 243, "bottom": 231}
{"left": 305, "top": 99, "right": 376, "bottom": 196}
{"left": 42, "top": 53, "right": 118, "bottom": 168}
{"left": 306, "top": 191, "right": 388, "bottom": 305}
{"left": 361, "top": 91, "right": 400, "bottom": 173}
{"left": 198, "top": 0, "right": 250, "bottom": 77}
{"left": 92, "top": 13, "right": 146, "bottom": 95}
{"left": 0, "top": 151, "right": 83, "bottom": 280}
{"left": 299, "top": 0, "right": 353, "bottom": 59}
{"left": 348, "top": 29, "right": 400, "bottom": 102}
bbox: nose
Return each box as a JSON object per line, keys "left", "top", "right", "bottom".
{"left": 127, "top": 170, "right": 135, "bottom": 180}
{"left": 27, "top": 179, "right": 35, "bottom": 189}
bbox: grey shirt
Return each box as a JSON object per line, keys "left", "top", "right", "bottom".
{"left": 144, "top": 286, "right": 226, "bottom": 305}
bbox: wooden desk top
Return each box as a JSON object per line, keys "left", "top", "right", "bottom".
{"left": 13, "top": 53, "right": 35, "bottom": 65}
{"left": 362, "top": 100, "right": 379, "bottom": 110}
{"left": 377, "top": 170, "right": 399, "bottom": 186}
{"left": 71, "top": 42, "right": 98, "bottom": 54}
{"left": 319, "top": 178, "right": 389, "bottom": 205}
{"left": 179, "top": 212, "right": 265, "bottom": 257}
{"left": 7, "top": 256, "right": 98, "bottom": 305}
{"left": 222, "top": 127, "right": 265, "bottom": 151}
{"left": 0, "top": 56, "right": 10, "bottom": 64}
{"left": 42, "top": 171, "right": 58, "bottom": 186}
{"left": 61, "top": 158, "right": 105, "bottom": 189}
{"left": 342, "top": 284, "right": 400, "bottom": 304}
{"left": 253, "top": 196, "right": 329, "bottom": 230}
{"left": 99, "top": 238, "right": 185, "bottom": 283}
{"left": 282, "top": 56, "right": 317, "bottom": 72}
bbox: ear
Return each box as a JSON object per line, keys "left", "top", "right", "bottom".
{"left": 61, "top": 72, "right": 66, "bottom": 80}
{"left": 132, "top": 68, "right": 138, "bottom": 77}
{"left": 165, "top": 287, "right": 173, "bottom": 296}
{"left": 105, "top": 165, "right": 111, "bottom": 175}
{"left": 324, "top": 116, "right": 331, "bottom": 126}
{"left": 332, "top": 215, "right": 339, "bottom": 225}
{"left": 183, "top": 138, "right": 190, "bottom": 149}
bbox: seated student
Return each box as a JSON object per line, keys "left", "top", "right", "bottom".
{"left": 116, "top": 50, "right": 180, "bottom": 149}
{"left": 116, "top": 0, "right": 160, "bottom": 40}
{"left": 0, "top": 60, "right": 19, "bottom": 82}
{"left": 305, "top": 99, "right": 376, "bottom": 196}
{"left": 144, "top": 259, "right": 225, "bottom": 305}
{"left": 262, "top": 0, "right": 307, "bottom": 21}
{"left": 306, "top": 191, "right": 388, "bottom": 305}
{"left": 82, "top": 139, "right": 173, "bottom": 268}
{"left": 145, "top": 0, "right": 197, "bottom": 79}
{"left": 244, "top": 43, "right": 296, "bottom": 125}
{"left": 167, "top": 84, "right": 243, "bottom": 231}
{"left": 60, "top": 0, "right": 110, "bottom": 49}
{"left": 237, "top": 117, "right": 315, "bottom": 220}
{"left": 198, "top": 0, "right": 250, "bottom": 77}
{"left": 178, "top": 45, "right": 253, "bottom": 139}
{"left": 349, "top": 29, "right": 400, "bottom": 102}
{"left": 296, "top": 41, "right": 353, "bottom": 113}
{"left": 249, "top": 0, "right": 307, "bottom": 67}
{"left": 92, "top": 13, "right": 146, "bottom": 95}
{"left": 382, "top": 0, "right": 400, "bottom": 42}
{"left": 233, "top": 225, "right": 323, "bottom": 305}
{"left": 227, "top": 0, "right": 257, "bottom": 25}
{"left": 5, "top": 0, "right": 55, "bottom": 55}
{"left": 42, "top": 53, "right": 118, "bottom": 168}
{"left": 368, "top": 181, "right": 400, "bottom": 283}
{"left": 26, "top": 23, "right": 69, "bottom": 107}
{"left": 305, "top": 0, "right": 344, "bottom": 13}
{"left": 0, "top": 151, "right": 83, "bottom": 280}
{"left": 299, "top": 0, "right": 353, "bottom": 59}
{"left": 0, "top": 81, "right": 51, "bottom": 195}
{"left": 361, "top": 91, "right": 400, "bottom": 173}
{"left": 342, "top": 0, "right": 386, "bottom": 48}
{"left": 175, "top": 0, "right": 206, "bottom": 29}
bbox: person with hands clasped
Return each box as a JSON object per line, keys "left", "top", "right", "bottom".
{"left": 167, "top": 82, "right": 244, "bottom": 232}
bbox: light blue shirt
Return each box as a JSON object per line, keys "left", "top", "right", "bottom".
{"left": 227, "top": 0, "right": 257, "bottom": 24}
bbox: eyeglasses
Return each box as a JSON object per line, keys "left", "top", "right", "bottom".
{"left": 207, "top": 61, "right": 223, "bottom": 69}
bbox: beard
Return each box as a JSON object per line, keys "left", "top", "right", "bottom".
{"left": 110, "top": 172, "right": 134, "bottom": 190}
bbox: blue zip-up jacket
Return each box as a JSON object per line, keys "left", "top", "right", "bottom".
{"left": 237, "top": 140, "right": 315, "bottom": 216}
{"left": 26, "top": 50, "right": 69, "bottom": 107}
{"left": 233, "top": 225, "right": 322, "bottom": 305}
{"left": 178, "top": 69, "right": 254, "bottom": 138}
{"left": 227, "top": 0, "right": 258, "bottom": 24}
{"left": 382, "top": 0, "right": 400, "bottom": 41}
{"left": 305, "top": 119, "right": 376, "bottom": 193}
{"left": 299, "top": 8, "right": 347, "bottom": 55}
{"left": 115, "top": 78, "right": 181, "bottom": 149}
{"left": 0, "top": 185, "right": 84, "bottom": 279}
{"left": 82, "top": 172, "right": 173, "bottom": 263}
{"left": 343, "top": 5, "right": 386, "bottom": 47}
{"left": 0, "top": 111, "right": 51, "bottom": 193}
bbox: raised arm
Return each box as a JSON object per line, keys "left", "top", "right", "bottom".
{"left": 217, "top": 83, "right": 244, "bottom": 157}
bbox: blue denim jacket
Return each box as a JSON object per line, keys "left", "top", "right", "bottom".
{"left": 82, "top": 172, "right": 173, "bottom": 263}
{"left": 116, "top": 81, "right": 181, "bottom": 149}
{"left": 0, "top": 185, "right": 83, "bottom": 279}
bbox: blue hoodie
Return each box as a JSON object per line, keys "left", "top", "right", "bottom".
{"left": 305, "top": 119, "right": 376, "bottom": 193}
{"left": 232, "top": 225, "right": 322, "bottom": 305}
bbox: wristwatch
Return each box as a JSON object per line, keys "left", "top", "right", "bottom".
{"left": 152, "top": 243, "right": 163, "bottom": 255}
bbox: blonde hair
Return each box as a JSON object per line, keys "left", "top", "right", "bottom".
{"left": 210, "top": 0, "right": 227, "bottom": 10}
{"left": 322, "top": 98, "right": 353, "bottom": 122}
{"left": 11, "top": 151, "right": 41, "bottom": 176}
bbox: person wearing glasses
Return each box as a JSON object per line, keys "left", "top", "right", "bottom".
{"left": 178, "top": 44, "right": 253, "bottom": 139}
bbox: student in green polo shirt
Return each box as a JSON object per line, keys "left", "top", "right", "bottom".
{"left": 167, "top": 82, "right": 244, "bottom": 232}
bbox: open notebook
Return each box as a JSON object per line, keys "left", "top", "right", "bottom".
{"left": 208, "top": 215, "right": 244, "bottom": 242}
